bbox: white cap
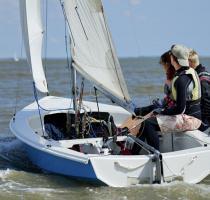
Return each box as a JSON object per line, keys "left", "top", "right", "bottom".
{"left": 171, "top": 44, "right": 189, "bottom": 66}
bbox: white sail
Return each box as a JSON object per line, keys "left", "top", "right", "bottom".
{"left": 62, "top": 0, "right": 131, "bottom": 106}
{"left": 19, "top": 0, "right": 48, "bottom": 93}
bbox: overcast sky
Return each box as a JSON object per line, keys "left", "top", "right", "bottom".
{"left": 0, "top": 0, "right": 210, "bottom": 58}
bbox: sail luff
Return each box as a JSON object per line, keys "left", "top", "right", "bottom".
{"left": 19, "top": 0, "right": 48, "bottom": 93}
{"left": 62, "top": 0, "right": 131, "bottom": 109}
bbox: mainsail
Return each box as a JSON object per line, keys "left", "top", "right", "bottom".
{"left": 62, "top": 0, "right": 132, "bottom": 109}
{"left": 19, "top": 0, "right": 48, "bottom": 93}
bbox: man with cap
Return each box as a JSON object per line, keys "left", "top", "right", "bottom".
{"left": 132, "top": 44, "right": 202, "bottom": 154}
{"left": 189, "top": 49, "right": 210, "bottom": 126}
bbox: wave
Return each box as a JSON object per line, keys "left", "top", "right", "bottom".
{"left": 0, "top": 168, "right": 11, "bottom": 180}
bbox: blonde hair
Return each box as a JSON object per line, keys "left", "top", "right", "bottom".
{"left": 189, "top": 49, "right": 200, "bottom": 67}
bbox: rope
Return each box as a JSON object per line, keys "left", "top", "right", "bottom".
{"left": 64, "top": 15, "right": 71, "bottom": 70}
{"left": 33, "top": 83, "right": 74, "bottom": 137}
{"left": 78, "top": 78, "right": 84, "bottom": 112}
{"left": 33, "top": 83, "right": 45, "bottom": 137}
{"left": 60, "top": 0, "right": 75, "bottom": 45}
{"left": 94, "top": 87, "right": 100, "bottom": 120}
{"left": 33, "top": 86, "right": 73, "bottom": 112}
{"left": 60, "top": 0, "right": 75, "bottom": 108}
{"left": 13, "top": 29, "right": 24, "bottom": 118}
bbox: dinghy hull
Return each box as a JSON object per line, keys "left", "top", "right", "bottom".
{"left": 9, "top": 96, "right": 210, "bottom": 187}
{"left": 24, "top": 143, "right": 98, "bottom": 181}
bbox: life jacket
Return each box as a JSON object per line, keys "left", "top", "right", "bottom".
{"left": 171, "top": 67, "right": 201, "bottom": 102}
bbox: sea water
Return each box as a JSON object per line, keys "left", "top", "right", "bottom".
{"left": 0, "top": 57, "right": 210, "bottom": 200}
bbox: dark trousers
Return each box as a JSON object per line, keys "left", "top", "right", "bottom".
{"left": 132, "top": 117, "right": 160, "bottom": 154}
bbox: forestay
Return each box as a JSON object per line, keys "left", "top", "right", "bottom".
{"left": 19, "top": 0, "right": 48, "bottom": 93}
{"left": 62, "top": 0, "right": 131, "bottom": 109}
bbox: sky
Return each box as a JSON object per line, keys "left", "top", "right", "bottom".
{"left": 0, "top": 0, "right": 210, "bottom": 58}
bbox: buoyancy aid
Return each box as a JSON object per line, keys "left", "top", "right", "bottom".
{"left": 171, "top": 67, "right": 201, "bottom": 102}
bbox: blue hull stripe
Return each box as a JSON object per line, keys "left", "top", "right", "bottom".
{"left": 25, "top": 144, "right": 98, "bottom": 180}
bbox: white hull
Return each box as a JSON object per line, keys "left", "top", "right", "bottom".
{"left": 10, "top": 96, "right": 210, "bottom": 187}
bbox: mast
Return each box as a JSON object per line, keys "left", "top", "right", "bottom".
{"left": 60, "top": 0, "right": 80, "bottom": 136}
{"left": 71, "top": 61, "right": 80, "bottom": 136}
{"left": 71, "top": 61, "right": 77, "bottom": 111}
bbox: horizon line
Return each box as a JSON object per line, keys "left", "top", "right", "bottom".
{"left": 1, "top": 55, "right": 210, "bottom": 61}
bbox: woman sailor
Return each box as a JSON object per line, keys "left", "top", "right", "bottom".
{"left": 134, "top": 50, "right": 176, "bottom": 117}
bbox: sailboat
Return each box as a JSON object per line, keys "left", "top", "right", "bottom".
{"left": 10, "top": 0, "right": 210, "bottom": 187}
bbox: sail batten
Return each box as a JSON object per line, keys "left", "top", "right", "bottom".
{"left": 19, "top": 0, "right": 48, "bottom": 93}
{"left": 62, "top": 0, "right": 131, "bottom": 107}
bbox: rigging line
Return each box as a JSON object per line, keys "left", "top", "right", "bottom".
{"left": 78, "top": 78, "right": 85, "bottom": 112}
{"left": 60, "top": 0, "right": 75, "bottom": 46}
{"left": 33, "top": 84, "right": 73, "bottom": 112}
{"left": 13, "top": 30, "right": 24, "bottom": 117}
{"left": 94, "top": 87, "right": 101, "bottom": 121}
{"left": 101, "top": 8, "right": 128, "bottom": 102}
{"left": 60, "top": 2, "right": 79, "bottom": 131}
{"left": 64, "top": 19, "right": 73, "bottom": 111}
{"left": 64, "top": 19, "right": 70, "bottom": 69}
{"left": 60, "top": 0, "right": 74, "bottom": 108}
{"left": 33, "top": 82, "right": 45, "bottom": 137}
{"left": 129, "top": 136, "right": 151, "bottom": 154}
{"left": 94, "top": 87, "right": 110, "bottom": 138}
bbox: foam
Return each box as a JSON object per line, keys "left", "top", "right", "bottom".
{"left": 0, "top": 169, "right": 11, "bottom": 180}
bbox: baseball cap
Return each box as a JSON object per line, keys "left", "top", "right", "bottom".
{"left": 171, "top": 44, "right": 189, "bottom": 66}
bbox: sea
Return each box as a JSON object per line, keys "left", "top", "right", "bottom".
{"left": 1, "top": 57, "right": 210, "bottom": 200}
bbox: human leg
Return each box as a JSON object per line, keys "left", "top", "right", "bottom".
{"left": 131, "top": 117, "right": 160, "bottom": 154}
{"left": 139, "top": 117, "right": 160, "bottom": 150}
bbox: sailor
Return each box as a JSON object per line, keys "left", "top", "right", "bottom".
{"left": 134, "top": 51, "right": 175, "bottom": 116}
{"left": 189, "top": 49, "right": 210, "bottom": 126}
{"left": 132, "top": 44, "right": 202, "bottom": 153}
